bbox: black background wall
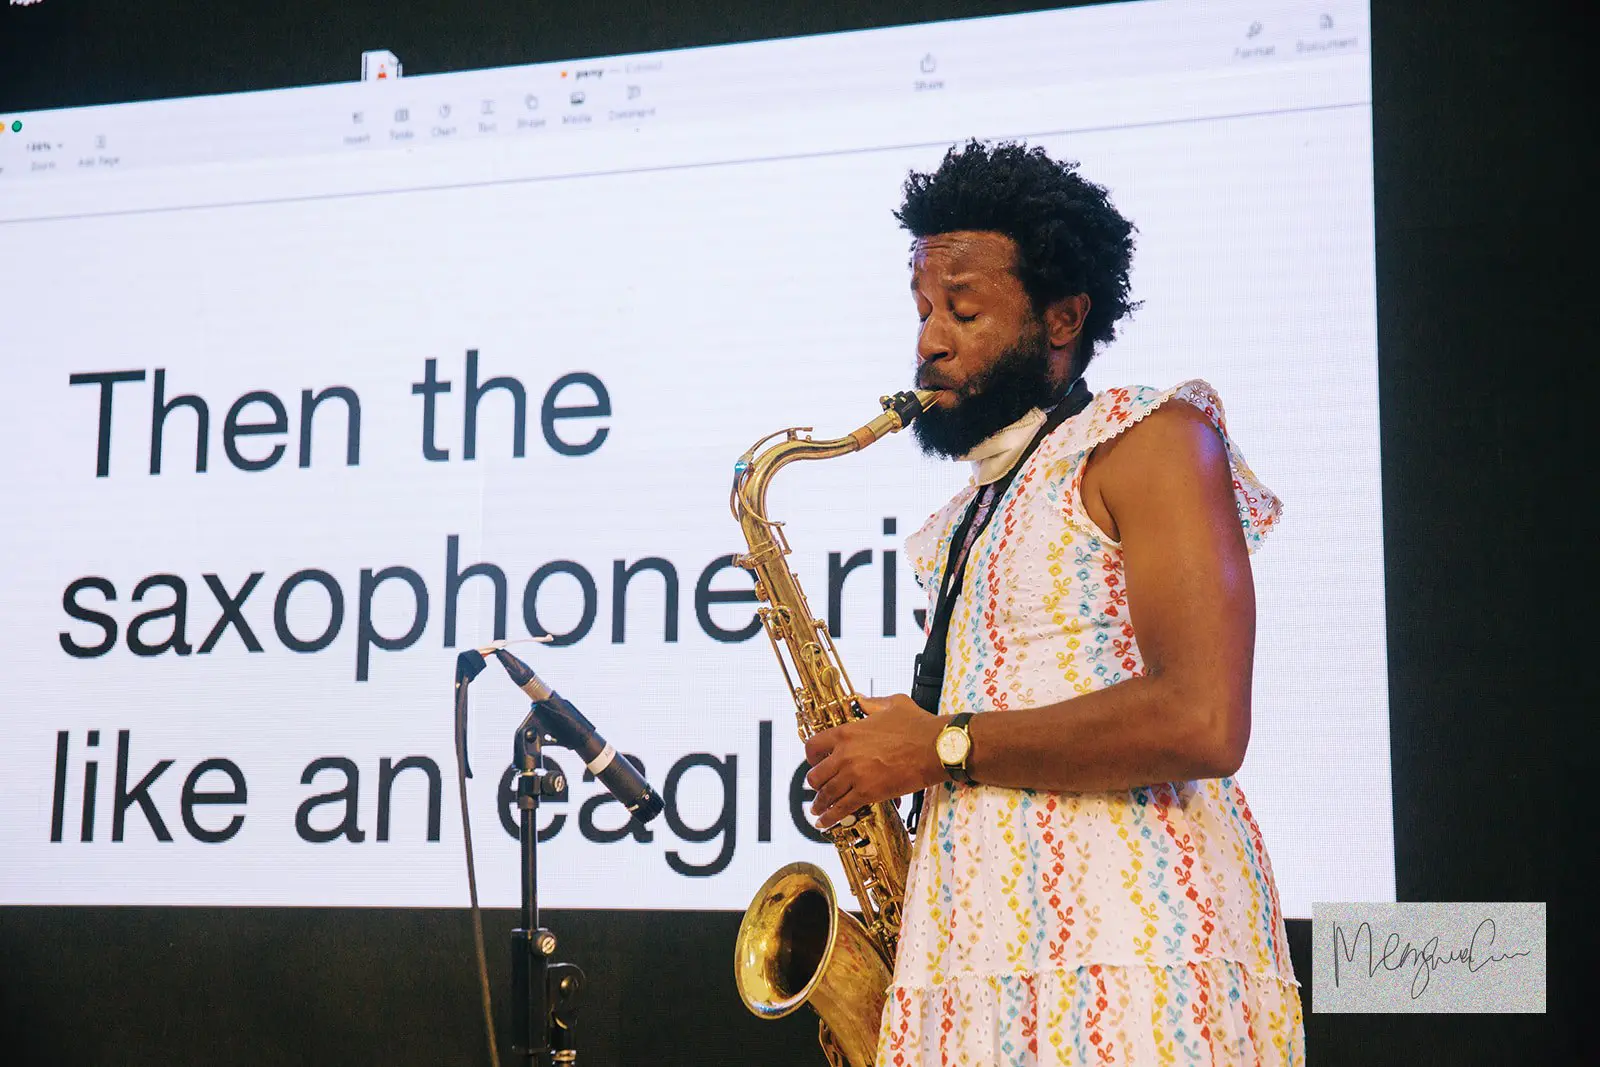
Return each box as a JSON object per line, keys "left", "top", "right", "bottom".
{"left": 0, "top": 2, "right": 1586, "bottom": 1063}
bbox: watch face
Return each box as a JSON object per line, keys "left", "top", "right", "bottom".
{"left": 936, "top": 726, "right": 970, "bottom": 765}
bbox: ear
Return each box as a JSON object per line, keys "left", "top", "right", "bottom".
{"left": 1043, "top": 293, "right": 1091, "bottom": 350}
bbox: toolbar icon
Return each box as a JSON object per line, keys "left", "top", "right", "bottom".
{"left": 394, "top": 108, "right": 410, "bottom": 123}
{"left": 570, "top": 91, "right": 586, "bottom": 106}
{"left": 626, "top": 85, "right": 642, "bottom": 100}
{"left": 1247, "top": 21, "right": 1263, "bottom": 38}
{"left": 525, "top": 94, "right": 540, "bottom": 110}
{"left": 481, "top": 99, "right": 495, "bottom": 116}
{"left": 439, "top": 104, "right": 452, "bottom": 119}
{"left": 920, "top": 54, "right": 937, "bottom": 73}
{"left": 1320, "top": 13, "right": 1335, "bottom": 30}
{"left": 362, "top": 50, "right": 403, "bottom": 82}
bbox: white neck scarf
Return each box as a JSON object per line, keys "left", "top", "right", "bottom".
{"left": 960, "top": 407, "right": 1048, "bottom": 485}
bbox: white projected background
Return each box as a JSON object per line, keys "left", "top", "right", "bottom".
{"left": 0, "top": 2, "right": 1390, "bottom": 918}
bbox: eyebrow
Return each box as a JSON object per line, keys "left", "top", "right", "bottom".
{"left": 908, "top": 276, "right": 979, "bottom": 293}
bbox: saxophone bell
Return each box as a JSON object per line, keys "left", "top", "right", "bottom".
{"left": 735, "top": 863, "right": 893, "bottom": 1067}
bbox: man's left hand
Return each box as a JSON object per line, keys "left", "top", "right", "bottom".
{"left": 803, "top": 694, "right": 948, "bottom": 830}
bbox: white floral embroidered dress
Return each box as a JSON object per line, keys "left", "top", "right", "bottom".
{"left": 878, "top": 381, "right": 1305, "bottom": 1066}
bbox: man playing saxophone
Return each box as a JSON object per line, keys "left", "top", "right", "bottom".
{"left": 801, "top": 141, "right": 1306, "bottom": 1065}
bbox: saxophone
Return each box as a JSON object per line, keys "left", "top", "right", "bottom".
{"left": 730, "top": 389, "right": 937, "bottom": 1067}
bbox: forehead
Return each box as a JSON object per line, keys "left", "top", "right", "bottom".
{"left": 909, "top": 231, "right": 1020, "bottom": 289}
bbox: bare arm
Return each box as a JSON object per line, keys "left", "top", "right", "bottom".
{"left": 805, "top": 401, "right": 1256, "bottom": 826}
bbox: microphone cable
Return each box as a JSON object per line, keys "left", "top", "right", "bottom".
{"left": 453, "top": 649, "right": 502, "bottom": 1067}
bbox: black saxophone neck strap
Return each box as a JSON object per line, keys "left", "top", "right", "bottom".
{"left": 905, "top": 377, "right": 1093, "bottom": 832}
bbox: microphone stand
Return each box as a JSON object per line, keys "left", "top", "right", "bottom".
{"left": 511, "top": 703, "right": 584, "bottom": 1065}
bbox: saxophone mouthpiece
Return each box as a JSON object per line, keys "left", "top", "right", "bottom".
{"left": 880, "top": 389, "right": 939, "bottom": 427}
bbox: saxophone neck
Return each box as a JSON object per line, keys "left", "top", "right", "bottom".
{"left": 730, "top": 390, "right": 937, "bottom": 523}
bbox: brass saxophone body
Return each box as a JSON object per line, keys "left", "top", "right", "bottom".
{"left": 730, "top": 389, "right": 937, "bottom": 1067}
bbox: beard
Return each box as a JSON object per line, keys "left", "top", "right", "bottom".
{"left": 912, "top": 322, "right": 1056, "bottom": 459}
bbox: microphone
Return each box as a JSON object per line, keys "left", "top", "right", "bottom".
{"left": 490, "top": 648, "right": 665, "bottom": 825}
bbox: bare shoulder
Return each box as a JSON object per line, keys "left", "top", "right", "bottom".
{"left": 1080, "top": 399, "right": 1230, "bottom": 541}
{"left": 1096, "top": 398, "right": 1221, "bottom": 466}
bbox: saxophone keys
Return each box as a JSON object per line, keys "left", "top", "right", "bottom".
{"left": 763, "top": 609, "right": 795, "bottom": 641}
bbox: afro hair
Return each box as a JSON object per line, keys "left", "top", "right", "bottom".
{"left": 896, "top": 140, "right": 1138, "bottom": 372}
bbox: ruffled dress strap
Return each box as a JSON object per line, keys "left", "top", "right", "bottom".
{"left": 1049, "top": 379, "right": 1284, "bottom": 554}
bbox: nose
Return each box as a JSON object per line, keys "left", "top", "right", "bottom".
{"left": 916, "top": 316, "right": 952, "bottom": 368}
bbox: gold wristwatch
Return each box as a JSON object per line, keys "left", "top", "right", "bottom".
{"left": 935, "top": 711, "right": 976, "bottom": 785}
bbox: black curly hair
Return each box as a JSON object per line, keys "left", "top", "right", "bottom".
{"left": 895, "top": 140, "right": 1138, "bottom": 375}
